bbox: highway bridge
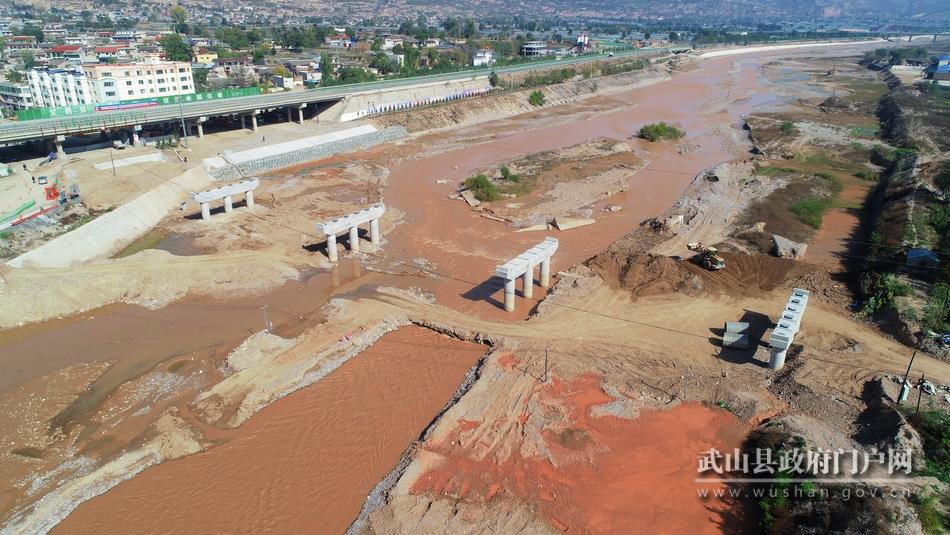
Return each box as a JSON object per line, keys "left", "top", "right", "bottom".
{"left": 0, "top": 48, "right": 671, "bottom": 147}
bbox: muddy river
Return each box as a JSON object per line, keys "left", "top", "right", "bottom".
{"left": 53, "top": 326, "right": 486, "bottom": 534}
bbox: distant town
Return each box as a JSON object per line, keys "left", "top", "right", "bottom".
{"left": 0, "top": 0, "right": 947, "bottom": 120}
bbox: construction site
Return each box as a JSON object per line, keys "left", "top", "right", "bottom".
{"left": 1, "top": 38, "right": 949, "bottom": 535}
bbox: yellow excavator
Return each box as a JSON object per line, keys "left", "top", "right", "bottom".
{"left": 687, "top": 242, "right": 726, "bottom": 271}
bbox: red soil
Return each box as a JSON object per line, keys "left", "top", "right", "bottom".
{"left": 411, "top": 374, "right": 749, "bottom": 533}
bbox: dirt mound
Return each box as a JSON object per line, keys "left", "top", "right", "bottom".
{"left": 588, "top": 253, "right": 704, "bottom": 299}
{"left": 589, "top": 251, "right": 809, "bottom": 300}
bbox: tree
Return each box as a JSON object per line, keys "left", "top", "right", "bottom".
{"left": 170, "top": 6, "right": 188, "bottom": 34}
{"left": 371, "top": 37, "right": 382, "bottom": 51}
{"left": 6, "top": 70, "right": 23, "bottom": 83}
{"left": 21, "top": 24, "right": 44, "bottom": 43}
{"left": 159, "top": 33, "right": 192, "bottom": 62}
{"left": 528, "top": 90, "right": 544, "bottom": 106}
{"left": 319, "top": 52, "right": 333, "bottom": 84}
{"left": 488, "top": 70, "right": 498, "bottom": 87}
{"left": 192, "top": 67, "right": 210, "bottom": 91}
{"left": 21, "top": 52, "right": 37, "bottom": 70}
{"left": 370, "top": 51, "right": 392, "bottom": 74}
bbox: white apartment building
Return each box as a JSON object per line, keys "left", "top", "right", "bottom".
{"left": 26, "top": 60, "right": 194, "bottom": 108}
{"left": 0, "top": 82, "right": 34, "bottom": 110}
{"left": 27, "top": 67, "right": 92, "bottom": 108}
{"left": 84, "top": 61, "right": 194, "bottom": 102}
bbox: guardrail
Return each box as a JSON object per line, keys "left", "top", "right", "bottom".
{"left": 0, "top": 47, "right": 669, "bottom": 144}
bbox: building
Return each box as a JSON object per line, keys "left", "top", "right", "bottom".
{"left": 194, "top": 50, "right": 219, "bottom": 65}
{"left": 326, "top": 34, "right": 351, "bottom": 48}
{"left": 83, "top": 61, "right": 194, "bottom": 102}
{"left": 26, "top": 60, "right": 195, "bottom": 108}
{"left": 48, "top": 44, "right": 86, "bottom": 63}
{"left": 0, "top": 82, "right": 34, "bottom": 111}
{"left": 906, "top": 248, "right": 939, "bottom": 271}
{"left": 27, "top": 67, "right": 92, "bottom": 107}
{"left": 4, "top": 36, "right": 38, "bottom": 56}
{"left": 521, "top": 41, "right": 548, "bottom": 57}
{"left": 473, "top": 49, "right": 494, "bottom": 67}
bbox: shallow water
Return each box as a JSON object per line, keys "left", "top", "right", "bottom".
{"left": 54, "top": 326, "right": 487, "bottom": 534}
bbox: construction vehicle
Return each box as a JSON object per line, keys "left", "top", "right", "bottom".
{"left": 687, "top": 242, "right": 726, "bottom": 271}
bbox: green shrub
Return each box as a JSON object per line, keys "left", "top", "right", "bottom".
{"left": 790, "top": 197, "right": 833, "bottom": 228}
{"left": 860, "top": 272, "right": 913, "bottom": 316}
{"left": 934, "top": 162, "right": 950, "bottom": 195}
{"left": 638, "top": 122, "right": 685, "bottom": 142}
{"left": 780, "top": 121, "right": 796, "bottom": 135}
{"left": 911, "top": 494, "right": 948, "bottom": 535}
{"left": 815, "top": 172, "right": 842, "bottom": 193}
{"left": 922, "top": 283, "right": 950, "bottom": 334}
{"left": 528, "top": 90, "right": 545, "bottom": 106}
{"left": 463, "top": 174, "right": 500, "bottom": 202}
{"left": 909, "top": 410, "right": 950, "bottom": 484}
{"left": 854, "top": 169, "right": 877, "bottom": 181}
{"left": 499, "top": 166, "right": 520, "bottom": 182}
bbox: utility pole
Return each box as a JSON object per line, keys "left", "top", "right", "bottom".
{"left": 110, "top": 152, "right": 116, "bottom": 176}
{"left": 898, "top": 349, "right": 918, "bottom": 403}
{"left": 915, "top": 374, "right": 925, "bottom": 416}
{"left": 178, "top": 101, "right": 188, "bottom": 148}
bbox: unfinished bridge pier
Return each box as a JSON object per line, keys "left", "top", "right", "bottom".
{"left": 192, "top": 178, "right": 260, "bottom": 221}
{"left": 496, "top": 237, "right": 558, "bottom": 312}
{"left": 318, "top": 203, "right": 386, "bottom": 262}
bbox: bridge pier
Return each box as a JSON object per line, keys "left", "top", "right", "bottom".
{"left": 317, "top": 204, "right": 386, "bottom": 262}
{"left": 245, "top": 190, "right": 255, "bottom": 208}
{"left": 55, "top": 135, "right": 65, "bottom": 159}
{"left": 224, "top": 195, "right": 233, "bottom": 213}
{"left": 495, "top": 238, "right": 559, "bottom": 312}
{"left": 296, "top": 103, "right": 307, "bottom": 124}
{"left": 251, "top": 114, "right": 258, "bottom": 132}
{"left": 132, "top": 125, "right": 142, "bottom": 147}
{"left": 240, "top": 115, "right": 246, "bottom": 130}
{"left": 196, "top": 117, "right": 207, "bottom": 139}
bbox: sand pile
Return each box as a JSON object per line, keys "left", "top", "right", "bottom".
{"left": 588, "top": 250, "right": 811, "bottom": 302}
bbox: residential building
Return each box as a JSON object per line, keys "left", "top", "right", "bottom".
{"left": 0, "top": 81, "right": 34, "bottom": 110}
{"left": 48, "top": 45, "right": 86, "bottom": 63}
{"left": 84, "top": 61, "right": 194, "bottom": 102}
{"left": 521, "top": 41, "right": 548, "bottom": 57}
{"left": 194, "top": 51, "right": 219, "bottom": 65}
{"left": 326, "top": 34, "right": 351, "bottom": 48}
{"left": 26, "top": 60, "right": 194, "bottom": 108}
{"left": 4, "top": 36, "right": 38, "bottom": 56}
{"left": 473, "top": 49, "right": 494, "bottom": 67}
{"left": 27, "top": 67, "right": 92, "bottom": 107}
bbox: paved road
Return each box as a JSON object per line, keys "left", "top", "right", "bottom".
{"left": 0, "top": 48, "right": 670, "bottom": 144}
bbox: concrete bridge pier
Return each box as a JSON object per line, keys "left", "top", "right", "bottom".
{"left": 539, "top": 258, "right": 551, "bottom": 287}
{"left": 251, "top": 113, "right": 259, "bottom": 132}
{"left": 132, "top": 125, "right": 141, "bottom": 147}
{"left": 196, "top": 117, "right": 207, "bottom": 139}
{"left": 504, "top": 279, "right": 516, "bottom": 312}
{"left": 224, "top": 195, "right": 234, "bottom": 213}
{"left": 245, "top": 190, "right": 255, "bottom": 208}
{"left": 349, "top": 226, "right": 361, "bottom": 253}
{"left": 55, "top": 135, "right": 66, "bottom": 159}
{"left": 326, "top": 233, "right": 339, "bottom": 262}
{"left": 200, "top": 202, "right": 211, "bottom": 220}
{"left": 296, "top": 104, "right": 307, "bottom": 123}
{"left": 240, "top": 115, "right": 246, "bottom": 130}
{"left": 495, "top": 237, "right": 559, "bottom": 313}
{"left": 369, "top": 218, "right": 380, "bottom": 244}
{"left": 522, "top": 266, "right": 534, "bottom": 298}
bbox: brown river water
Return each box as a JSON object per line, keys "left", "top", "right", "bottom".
{"left": 0, "top": 44, "right": 877, "bottom": 533}
{"left": 54, "top": 326, "right": 487, "bottom": 534}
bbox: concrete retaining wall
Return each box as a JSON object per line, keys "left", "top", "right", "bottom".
{"left": 206, "top": 126, "right": 406, "bottom": 180}
{"left": 339, "top": 77, "right": 492, "bottom": 122}
{"left": 6, "top": 166, "right": 211, "bottom": 268}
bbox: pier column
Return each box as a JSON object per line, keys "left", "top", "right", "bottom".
{"left": 522, "top": 267, "right": 534, "bottom": 298}
{"left": 326, "top": 233, "right": 338, "bottom": 262}
{"left": 287, "top": 108, "right": 293, "bottom": 122}
{"left": 539, "top": 258, "right": 551, "bottom": 287}
{"left": 296, "top": 104, "right": 307, "bottom": 123}
{"left": 369, "top": 218, "right": 380, "bottom": 244}
{"left": 503, "top": 279, "right": 516, "bottom": 312}
{"left": 196, "top": 121, "right": 204, "bottom": 139}
{"left": 769, "top": 349, "right": 787, "bottom": 371}
{"left": 245, "top": 190, "right": 254, "bottom": 208}
{"left": 251, "top": 114, "right": 258, "bottom": 132}
{"left": 55, "top": 135, "right": 66, "bottom": 159}
{"left": 224, "top": 196, "right": 233, "bottom": 213}
{"left": 132, "top": 126, "right": 141, "bottom": 146}
{"left": 349, "top": 226, "right": 360, "bottom": 253}
{"left": 240, "top": 115, "right": 247, "bottom": 130}
{"left": 200, "top": 202, "right": 210, "bottom": 220}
